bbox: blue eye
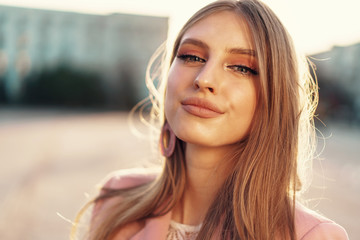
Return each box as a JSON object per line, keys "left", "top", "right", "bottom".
{"left": 177, "top": 54, "right": 206, "bottom": 63}
{"left": 228, "top": 65, "right": 258, "bottom": 75}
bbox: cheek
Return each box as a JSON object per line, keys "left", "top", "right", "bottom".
{"left": 229, "top": 81, "right": 257, "bottom": 111}
{"left": 165, "top": 63, "right": 195, "bottom": 106}
{"left": 244, "top": 88, "right": 257, "bottom": 118}
{"left": 164, "top": 67, "right": 177, "bottom": 107}
{"left": 164, "top": 64, "right": 181, "bottom": 119}
{"left": 166, "top": 64, "right": 181, "bottom": 96}
{"left": 167, "top": 60, "right": 198, "bottom": 89}
{"left": 227, "top": 81, "right": 258, "bottom": 138}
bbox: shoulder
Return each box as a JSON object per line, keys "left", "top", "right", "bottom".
{"left": 90, "top": 168, "right": 161, "bottom": 238}
{"left": 99, "top": 167, "right": 161, "bottom": 190}
{"left": 91, "top": 168, "right": 160, "bottom": 220}
{"left": 295, "top": 202, "right": 348, "bottom": 240}
{"left": 93, "top": 168, "right": 160, "bottom": 210}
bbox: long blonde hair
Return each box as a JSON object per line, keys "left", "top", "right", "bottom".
{"left": 72, "top": 0, "right": 318, "bottom": 239}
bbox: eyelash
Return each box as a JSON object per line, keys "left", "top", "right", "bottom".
{"left": 227, "top": 65, "right": 258, "bottom": 75}
{"left": 177, "top": 54, "right": 206, "bottom": 63}
{"left": 177, "top": 54, "right": 258, "bottom": 76}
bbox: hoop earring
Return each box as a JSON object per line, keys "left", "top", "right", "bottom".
{"left": 160, "top": 122, "right": 176, "bottom": 157}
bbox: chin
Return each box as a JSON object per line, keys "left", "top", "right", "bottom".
{"left": 174, "top": 130, "right": 221, "bottom": 147}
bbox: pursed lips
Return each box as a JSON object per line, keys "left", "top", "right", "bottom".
{"left": 181, "top": 97, "right": 224, "bottom": 118}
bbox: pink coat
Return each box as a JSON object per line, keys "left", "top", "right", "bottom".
{"left": 92, "top": 169, "right": 349, "bottom": 240}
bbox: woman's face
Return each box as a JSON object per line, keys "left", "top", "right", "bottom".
{"left": 165, "top": 11, "right": 258, "bottom": 148}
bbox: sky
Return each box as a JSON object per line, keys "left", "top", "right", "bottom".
{"left": 1, "top": 0, "right": 360, "bottom": 55}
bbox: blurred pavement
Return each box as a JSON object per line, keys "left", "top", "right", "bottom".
{"left": 0, "top": 109, "right": 359, "bottom": 239}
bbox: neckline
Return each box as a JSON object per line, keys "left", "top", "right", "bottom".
{"left": 169, "top": 220, "right": 202, "bottom": 232}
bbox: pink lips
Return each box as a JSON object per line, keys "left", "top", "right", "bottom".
{"left": 181, "top": 97, "right": 224, "bottom": 118}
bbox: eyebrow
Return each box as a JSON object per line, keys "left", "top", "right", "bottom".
{"left": 179, "top": 38, "right": 256, "bottom": 57}
{"left": 180, "top": 38, "right": 209, "bottom": 50}
{"left": 226, "top": 48, "right": 256, "bottom": 57}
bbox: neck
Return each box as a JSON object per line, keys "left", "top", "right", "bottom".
{"left": 172, "top": 143, "right": 235, "bottom": 225}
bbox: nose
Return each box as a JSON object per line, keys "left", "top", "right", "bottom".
{"left": 193, "top": 62, "right": 218, "bottom": 94}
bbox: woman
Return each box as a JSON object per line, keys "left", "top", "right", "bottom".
{"left": 72, "top": 0, "right": 348, "bottom": 239}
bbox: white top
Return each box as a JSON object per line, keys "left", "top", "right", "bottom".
{"left": 167, "top": 220, "right": 202, "bottom": 240}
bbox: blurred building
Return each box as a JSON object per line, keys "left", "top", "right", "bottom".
{"left": 311, "top": 42, "right": 360, "bottom": 124}
{"left": 0, "top": 5, "right": 168, "bottom": 107}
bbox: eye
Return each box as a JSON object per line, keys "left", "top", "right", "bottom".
{"left": 227, "top": 65, "right": 258, "bottom": 76}
{"left": 177, "top": 54, "right": 206, "bottom": 63}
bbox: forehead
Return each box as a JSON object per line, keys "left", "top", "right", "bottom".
{"left": 180, "top": 11, "right": 254, "bottom": 50}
